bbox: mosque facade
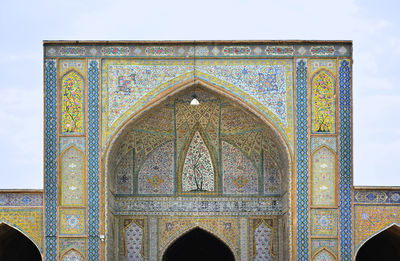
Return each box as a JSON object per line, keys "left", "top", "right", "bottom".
{"left": 0, "top": 40, "right": 399, "bottom": 261}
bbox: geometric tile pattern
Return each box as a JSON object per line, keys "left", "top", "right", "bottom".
{"left": 59, "top": 208, "right": 86, "bottom": 236}
{"left": 354, "top": 190, "right": 400, "bottom": 204}
{"left": 115, "top": 151, "right": 134, "bottom": 195}
{"left": 339, "top": 59, "right": 352, "bottom": 260}
{"left": 222, "top": 141, "right": 259, "bottom": 195}
{"left": 296, "top": 58, "right": 309, "bottom": 260}
{"left": 0, "top": 192, "right": 43, "bottom": 206}
{"left": 263, "top": 154, "right": 281, "bottom": 195}
{"left": 47, "top": 44, "right": 352, "bottom": 59}
{"left": 0, "top": 209, "right": 43, "bottom": 251}
{"left": 354, "top": 205, "right": 400, "bottom": 251}
{"left": 44, "top": 59, "right": 58, "bottom": 260}
{"left": 138, "top": 141, "right": 174, "bottom": 195}
{"left": 311, "top": 209, "right": 338, "bottom": 237}
{"left": 88, "top": 60, "right": 100, "bottom": 260}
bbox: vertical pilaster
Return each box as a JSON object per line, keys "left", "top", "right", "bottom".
{"left": 339, "top": 59, "right": 352, "bottom": 260}
{"left": 295, "top": 58, "right": 309, "bottom": 260}
{"left": 44, "top": 59, "right": 58, "bottom": 260}
{"left": 88, "top": 59, "right": 101, "bottom": 260}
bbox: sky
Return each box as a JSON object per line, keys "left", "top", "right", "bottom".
{"left": 0, "top": 0, "right": 399, "bottom": 189}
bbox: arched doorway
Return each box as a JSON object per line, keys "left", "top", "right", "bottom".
{"left": 0, "top": 223, "right": 41, "bottom": 261}
{"left": 356, "top": 224, "right": 400, "bottom": 261}
{"left": 162, "top": 227, "right": 234, "bottom": 261}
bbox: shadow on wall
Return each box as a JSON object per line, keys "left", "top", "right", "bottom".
{"left": 0, "top": 223, "right": 41, "bottom": 261}
{"left": 356, "top": 224, "right": 400, "bottom": 261}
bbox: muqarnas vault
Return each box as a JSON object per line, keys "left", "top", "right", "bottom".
{"left": 0, "top": 41, "right": 400, "bottom": 261}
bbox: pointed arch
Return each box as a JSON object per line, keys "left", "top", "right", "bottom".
{"left": 179, "top": 124, "right": 218, "bottom": 194}
{"left": 61, "top": 69, "right": 85, "bottom": 134}
{"left": 162, "top": 225, "right": 236, "bottom": 261}
{"left": 252, "top": 219, "right": 274, "bottom": 260}
{"left": 311, "top": 145, "right": 337, "bottom": 207}
{"left": 61, "top": 248, "right": 85, "bottom": 261}
{"left": 123, "top": 219, "right": 145, "bottom": 261}
{"left": 0, "top": 222, "right": 42, "bottom": 260}
{"left": 355, "top": 223, "right": 400, "bottom": 260}
{"left": 312, "top": 247, "right": 336, "bottom": 261}
{"left": 60, "top": 145, "right": 85, "bottom": 206}
{"left": 103, "top": 80, "right": 294, "bottom": 260}
{"left": 311, "top": 69, "right": 336, "bottom": 134}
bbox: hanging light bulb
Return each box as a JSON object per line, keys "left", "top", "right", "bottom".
{"left": 190, "top": 94, "right": 200, "bottom": 106}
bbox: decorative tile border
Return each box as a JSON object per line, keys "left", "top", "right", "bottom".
{"left": 44, "top": 59, "right": 58, "bottom": 260}
{"left": 88, "top": 59, "right": 100, "bottom": 260}
{"left": 115, "top": 197, "right": 282, "bottom": 215}
{"left": 0, "top": 192, "right": 43, "bottom": 206}
{"left": 354, "top": 190, "right": 400, "bottom": 204}
{"left": 339, "top": 59, "right": 352, "bottom": 260}
{"left": 295, "top": 58, "right": 309, "bottom": 260}
{"left": 45, "top": 44, "right": 352, "bottom": 58}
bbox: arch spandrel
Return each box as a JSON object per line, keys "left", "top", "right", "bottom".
{"left": 101, "top": 59, "right": 294, "bottom": 151}
{"left": 0, "top": 210, "right": 43, "bottom": 253}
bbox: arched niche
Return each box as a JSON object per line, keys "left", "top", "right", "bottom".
{"left": 60, "top": 70, "right": 85, "bottom": 134}
{"left": 61, "top": 248, "right": 85, "bottom": 261}
{"left": 162, "top": 227, "right": 235, "bottom": 261}
{"left": 356, "top": 224, "right": 400, "bottom": 261}
{"left": 0, "top": 223, "right": 42, "bottom": 261}
{"left": 103, "top": 82, "right": 293, "bottom": 260}
{"left": 312, "top": 247, "right": 336, "bottom": 261}
{"left": 311, "top": 69, "right": 336, "bottom": 134}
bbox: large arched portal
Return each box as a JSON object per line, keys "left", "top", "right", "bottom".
{"left": 105, "top": 85, "right": 292, "bottom": 260}
{"left": 0, "top": 223, "right": 41, "bottom": 261}
{"left": 356, "top": 224, "right": 400, "bottom": 261}
{"left": 162, "top": 227, "right": 235, "bottom": 261}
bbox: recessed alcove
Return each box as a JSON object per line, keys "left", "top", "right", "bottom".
{"left": 105, "top": 84, "right": 291, "bottom": 260}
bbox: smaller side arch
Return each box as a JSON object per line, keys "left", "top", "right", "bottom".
{"left": 0, "top": 222, "right": 42, "bottom": 260}
{"left": 355, "top": 223, "right": 400, "bottom": 261}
